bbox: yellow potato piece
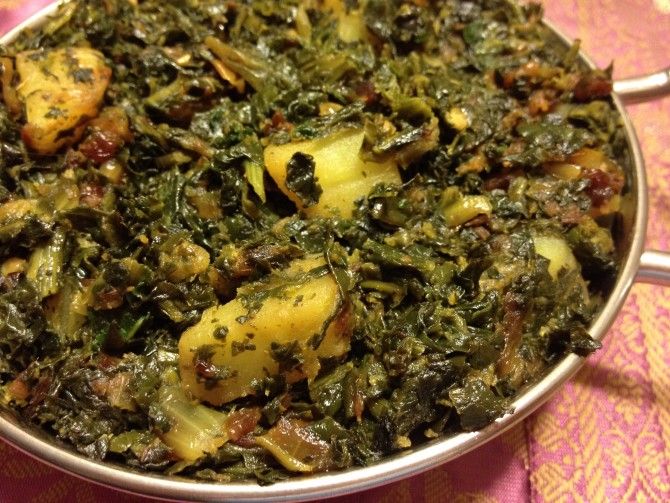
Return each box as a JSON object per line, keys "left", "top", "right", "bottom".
{"left": 532, "top": 234, "right": 579, "bottom": 280}
{"left": 179, "top": 258, "right": 351, "bottom": 405}
{"left": 0, "top": 199, "right": 39, "bottom": 224}
{"left": 159, "top": 239, "right": 210, "bottom": 282}
{"left": 320, "top": 0, "right": 367, "bottom": 42}
{"left": 264, "top": 129, "right": 401, "bottom": 218}
{"left": 15, "top": 48, "right": 111, "bottom": 154}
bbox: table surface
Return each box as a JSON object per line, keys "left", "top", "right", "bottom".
{"left": 1, "top": 1, "right": 669, "bottom": 502}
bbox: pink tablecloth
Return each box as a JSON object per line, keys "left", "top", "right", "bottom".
{"left": 1, "top": 1, "right": 669, "bottom": 501}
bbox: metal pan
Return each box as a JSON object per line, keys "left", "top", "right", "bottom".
{"left": 1, "top": 2, "right": 669, "bottom": 501}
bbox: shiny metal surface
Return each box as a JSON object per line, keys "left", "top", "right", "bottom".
{"left": 637, "top": 250, "right": 670, "bottom": 286}
{"left": 614, "top": 68, "right": 670, "bottom": 285}
{"left": 0, "top": 4, "right": 669, "bottom": 502}
{"left": 614, "top": 68, "right": 670, "bottom": 105}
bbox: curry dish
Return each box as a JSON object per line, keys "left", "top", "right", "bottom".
{"left": 0, "top": 0, "right": 626, "bottom": 482}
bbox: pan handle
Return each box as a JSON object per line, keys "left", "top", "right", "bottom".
{"left": 614, "top": 71, "right": 670, "bottom": 286}
{"left": 636, "top": 251, "right": 670, "bottom": 286}
{"left": 613, "top": 68, "right": 670, "bottom": 104}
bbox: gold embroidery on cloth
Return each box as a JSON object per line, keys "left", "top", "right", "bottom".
{"left": 423, "top": 467, "right": 497, "bottom": 503}
{"left": 378, "top": 479, "right": 413, "bottom": 503}
{"left": 640, "top": 287, "right": 670, "bottom": 496}
{"left": 654, "top": 0, "right": 670, "bottom": 13}
{"left": 0, "top": 1, "right": 23, "bottom": 9}
{"left": 529, "top": 290, "right": 670, "bottom": 501}
{"left": 500, "top": 423, "right": 530, "bottom": 469}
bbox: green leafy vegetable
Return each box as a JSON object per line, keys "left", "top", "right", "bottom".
{"left": 284, "top": 152, "right": 322, "bottom": 208}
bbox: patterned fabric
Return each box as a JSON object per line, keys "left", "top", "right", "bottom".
{"left": 0, "top": 0, "right": 52, "bottom": 33}
{"left": 1, "top": 1, "right": 669, "bottom": 502}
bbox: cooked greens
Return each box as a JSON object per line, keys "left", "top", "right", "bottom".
{"left": 0, "top": 0, "right": 626, "bottom": 483}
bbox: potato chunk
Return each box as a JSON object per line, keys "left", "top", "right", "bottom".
{"left": 264, "top": 129, "right": 401, "bottom": 218}
{"left": 179, "top": 258, "right": 351, "bottom": 405}
{"left": 159, "top": 239, "right": 210, "bottom": 282}
{"left": 320, "top": 0, "right": 367, "bottom": 42}
{"left": 532, "top": 234, "right": 579, "bottom": 280}
{"left": 15, "top": 48, "right": 112, "bottom": 154}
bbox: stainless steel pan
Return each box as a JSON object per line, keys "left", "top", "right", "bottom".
{"left": 1, "top": 3, "right": 669, "bottom": 501}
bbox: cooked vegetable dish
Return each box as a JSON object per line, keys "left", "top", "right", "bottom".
{"left": 0, "top": 0, "right": 627, "bottom": 482}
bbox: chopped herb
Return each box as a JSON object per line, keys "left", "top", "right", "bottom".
{"left": 285, "top": 152, "right": 322, "bottom": 207}
{"left": 45, "top": 106, "right": 67, "bottom": 119}
{"left": 269, "top": 341, "right": 304, "bottom": 373}
{"left": 213, "top": 326, "right": 228, "bottom": 340}
{"left": 231, "top": 339, "right": 256, "bottom": 356}
{"left": 193, "top": 345, "right": 237, "bottom": 389}
{"left": 70, "top": 67, "right": 94, "bottom": 84}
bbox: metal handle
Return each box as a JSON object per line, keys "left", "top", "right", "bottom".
{"left": 613, "top": 68, "right": 670, "bottom": 104}
{"left": 612, "top": 71, "right": 670, "bottom": 286}
{"left": 636, "top": 251, "right": 670, "bottom": 286}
